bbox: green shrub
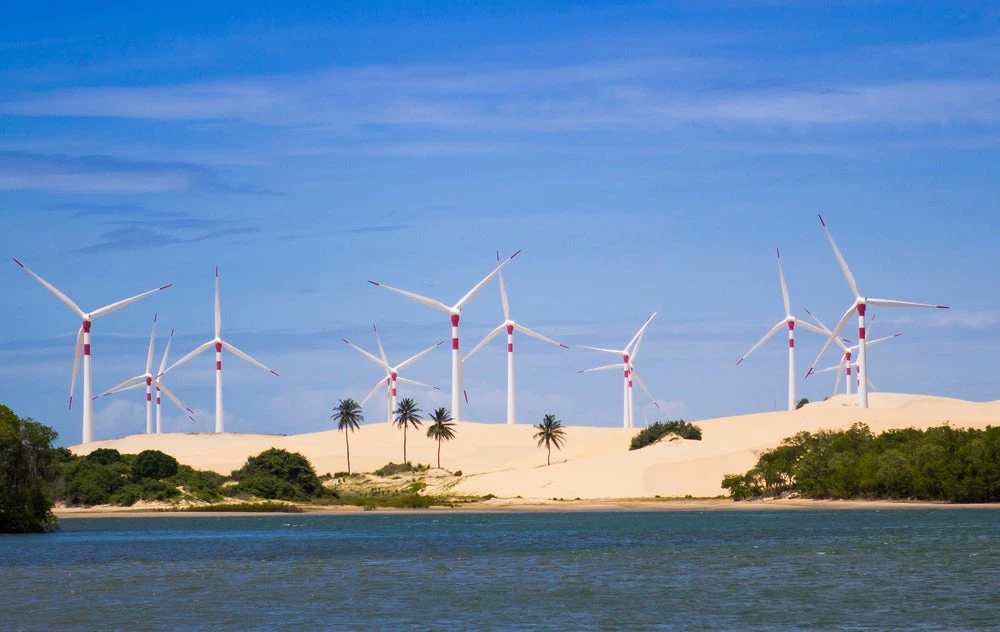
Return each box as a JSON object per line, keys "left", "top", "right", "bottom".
{"left": 85, "top": 448, "right": 124, "bottom": 466}
{"left": 373, "top": 462, "right": 428, "bottom": 477}
{"left": 452, "top": 470, "right": 462, "bottom": 477}
{"left": 629, "top": 420, "right": 702, "bottom": 450}
{"left": 132, "top": 450, "right": 179, "bottom": 480}
{"left": 63, "top": 459, "right": 127, "bottom": 506}
{"left": 230, "top": 448, "right": 326, "bottom": 500}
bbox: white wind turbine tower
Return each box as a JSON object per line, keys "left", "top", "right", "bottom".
{"left": 95, "top": 315, "right": 195, "bottom": 430}
{"left": 578, "top": 313, "right": 659, "bottom": 429}
{"left": 12, "top": 259, "right": 171, "bottom": 443}
{"left": 343, "top": 325, "right": 443, "bottom": 423}
{"left": 805, "top": 309, "right": 901, "bottom": 397}
{"left": 464, "top": 252, "right": 568, "bottom": 424}
{"left": 163, "top": 268, "right": 278, "bottom": 433}
{"left": 736, "top": 249, "right": 827, "bottom": 412}
{"left": 807, "top": 215, "right": 948, "bottom": 409}
{"left": 369, "top": 250, "right": 520, "bottom": 421}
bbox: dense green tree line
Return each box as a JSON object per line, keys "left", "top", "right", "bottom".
{"left": 722, "top": 423, "right": 1000, "bottom": 502}
{"left": 0, "top": 405, "right": 61, "bottom": 532}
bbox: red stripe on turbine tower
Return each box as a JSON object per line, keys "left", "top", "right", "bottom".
{"left": 82, "top": 320, "right": 91, "bottom": 333}
{"left": 84, "top": 344, "right": 91, "bottom": 355}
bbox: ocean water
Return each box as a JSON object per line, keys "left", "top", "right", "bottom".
{"left": 1, "top": 509, "right": 998, "bottom": 631}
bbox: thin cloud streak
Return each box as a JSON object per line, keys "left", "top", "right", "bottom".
{"left": 5, "top": 61, "right": 998, "bottom": 132}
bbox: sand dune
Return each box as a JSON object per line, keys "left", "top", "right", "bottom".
{"left": 72, "top": 393, "right": 1000, "bottom": 499}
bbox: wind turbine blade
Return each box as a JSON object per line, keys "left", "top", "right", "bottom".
{"left": 368, "top": 281, "right": 452, "bottom": 313}
{"left": 580, "top": 345, "right": 624, "bottom": 355}
{"left": 222, "top": 340, "right": 279, "bottom": 376}
{"left": 867, "top": 377, "right": 878, "bottom": 392}
{"left": 213, "top": 267, "right": 221, "bottom": 339}
{"left": 153, "top": 380, "right": 197, "bottom": 422}
{"left": 804, "top": 308, "right": 831, "bottom": 333}
{"left": 96, "top": 375, "right": 146, "bottom": 398}
{"left": 373, "top": 325, "right": 389, "bottom": 365}
{"left": 630, "top": 369, "right": 659, "bottom": 408}
{"left": 514, "top": 323, "right": 566, "bottom": 348}
{"left": 631, "top": 330, "right": 648, "bottom": 364}
{"left": 577, "top": 363, "right": 622, "bottom": 373}
{"left": 462, "top": 324, "right": 506, "bottom": 362}
{"left": 343, "top": 338, "right": 391, "bottom": 370}
{"left": 90, "top": 285, "right": 172, "bottom": 319}
{"left": 813, "top": 365, "right": 842, "bottom": 375}
{"left": 13, "top": 259, "right": 86, "bottom": 318}
{"left": 806, "top": 304, "right": 855, "bottom": 377}
{"left": 454, "top": 249, "right": 521, "bottom": 310}
{"left": 162, "top": 340, "right": 214, "bottom": 376}
{"left": 69, "top": 326, "right": 83, "bottom": 409}
{"left": 776, "top": 249, "right": 791, "bottom": 317}
{"left": 626, "top": 312, "right": 657, "bottom": 354}
{"left": 833, "top": 366, "right": 843, "bottom": 396}
{"left": 396, "top": 377, "right": 439, "bottom": 390}
{"left": 458, "top": 354, "right": 469, "bottom": 405}
{"left": 866, "top": 298, "right": 949, "bottom": 309}
{"left": 794, "top": 320, "right": 828, "bottom": 336}
{"left": 498, "top": 254, "right": 512, "bottom": 321}
{"left": 145, "top": 314, "right": 158, "bottom": 374}
{"left": 361, "top": 378, "right": 387, "bottom": 407}
{"left": 866, "top": 333, "right": 902, "bottom": 347}
{"left": 398, "top": 340, "right": 446, "bottom": 370}
{"left": 735, "top": 320, "right": 786, "bottom": 366}
{"left": 158, "top": 329, "right": 175, "bottom": 376}
{"left": 818, "top": 214, "right": 859, "bottom": 298}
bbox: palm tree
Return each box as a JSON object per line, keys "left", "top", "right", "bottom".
{"left": 425, "top": 407, "right": 457, "bottom": 469}
{"left": 534, "top": 413, "right": 566, "bottom": 466}
{"left": 331, "top": 398, "right": 364, "bottom": 474}
{"left": 393, "top": 397, "right": 423, "bottom": 463}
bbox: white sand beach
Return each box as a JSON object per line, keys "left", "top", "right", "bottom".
{"left": 70, "top": 393, "right": 1000, "bottom": 500}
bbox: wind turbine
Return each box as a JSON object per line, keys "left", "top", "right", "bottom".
{"left": 95, "top": 315, "right": 195, "bottom": 430}
{"left": 343, "top": 325, "right": 443, "bottom": 423}
{"left": 369, "top": 250, "right": 521, "bottom": 421}
{"left": 12, "top": 259, "right": 171, "bottom": 443}
{"left": 807, "top": 215, "right": 947, "bottom": 408}
{"left": 163, "top": 268, "right": 278, "bottom": 433}
{"left": 154, "top": 327, "right": 178, "bottom": 433}
{"left": 805, "top": 309, "right": 900, "bottom": 396}
{"left": 736, "top": 249, "right": 827, "bottom": 412}
{"left": 578, "top": 313, "right": 659, "bottom": 429}
{"left": 463, "top": 252, "right": 568, "bottom": 425}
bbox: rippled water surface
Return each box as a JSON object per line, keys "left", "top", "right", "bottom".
{"left": 1, "top": 509, "right": 998, "bottom": 630}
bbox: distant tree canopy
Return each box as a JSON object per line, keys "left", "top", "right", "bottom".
{"left": 795, "top": 398, "right": 810, "bottom": 410}
{"left": 230, "top": 448, "right": 327, "bottom": 501}
{"left": 722, "top": 423, "right": 1000, "bottom": 503}
{"left": 629, "top": 420, "right": 702, "bottom": 450}
{"left": 0, "top": 405, "right": 60, "bottom": 533}
{"left": 132, "top": 450, "right": 179, "bottom": 480}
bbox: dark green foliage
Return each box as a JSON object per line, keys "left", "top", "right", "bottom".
{"left": 629, "top": 420, "right": 702, "bottom": 450}
{"left": 132, "top": 450, "right": 179, "bottom": 480}
{"left": 60, "top": 451, "right": 223, "bottom": 506}
{"left": 393, "top": 398, "right": 423, "bottom": 464}
{"left": 0, "top": 405, "right": 60, "bottom": 533}
{"left": 373, "top": 462, "right": 428, "bottom": 477}
{"left": 722, "top": 423, "right": 1000, "bottom": 503}
{"left": 85, "top": 448, "right": 124, "bottom": 466}
{"left": 229, "top": 448, "right": 327, "bottom": 501}
{"left": 62, "top": 458, "right": 128, "bottom": 505}
{"left": 796, "top": 398, "right": 810, "bottom": 410}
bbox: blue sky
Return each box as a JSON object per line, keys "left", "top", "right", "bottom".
{"left": 1, "top": 1, "right": 998, "bottom": 445}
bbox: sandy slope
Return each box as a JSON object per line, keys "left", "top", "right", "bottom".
{"left": 71, "top": 393, "right": 1000, "bottom": 500}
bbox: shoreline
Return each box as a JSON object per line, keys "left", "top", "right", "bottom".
{"left": 54, "top": 497, "right": 1000, "bottom": 519}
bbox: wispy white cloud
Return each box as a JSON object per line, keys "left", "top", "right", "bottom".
{"left": 5, "top": 61, "right": 998, "bottom": 134}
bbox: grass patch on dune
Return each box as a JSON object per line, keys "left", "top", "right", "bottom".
{"left": 159, "top": 502, "right": 304, "bottom": 513}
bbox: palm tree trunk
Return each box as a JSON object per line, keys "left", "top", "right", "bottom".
{"left": 437, "top": 438, "right": 441, "bottom": 469}
{"left": 547, "top": 444, "right": 551, "bottom": 466}
{"left": 403, "top": 424, "right": 408, "bottom": 464}
{"left": 345, "top": 431, "right": 351, "bottom": 474}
